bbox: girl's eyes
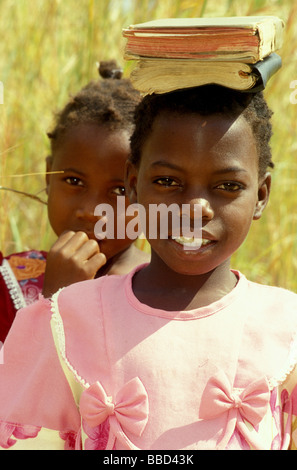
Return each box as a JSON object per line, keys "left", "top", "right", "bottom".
{"left": 154, "top": 177, "right": 180, "bottom": 188}
{"left": 216, "top": 182, "right": 244, "bottom": 192}
{"left": 63, "top": 178, "right": 126, "bottom": 196}
{"left": 112, "top": 186, "right": 126, "bottom": 196}
{"left": 64, "top": 176, "right": 84, "bottom": 187}
{"left": 153, "top": 178, "right": 243, "bottom": 192}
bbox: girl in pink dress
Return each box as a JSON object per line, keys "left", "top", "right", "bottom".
{"left": 0, "top": 84, "right": 297, "bottom": 451}
{"left": 0, "top": 61, "right": 149, "bottom": 343}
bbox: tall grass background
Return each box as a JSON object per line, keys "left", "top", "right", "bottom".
{"left": 0, "top": 0, "right": 296, "bottom": 291}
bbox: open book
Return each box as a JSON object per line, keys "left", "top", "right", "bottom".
{"left": 123, "top": 16, "right": 284, "bottom": 94}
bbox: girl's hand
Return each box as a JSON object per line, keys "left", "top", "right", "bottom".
{"left": 42, "top": 231, "right": 106, "bottom": 298}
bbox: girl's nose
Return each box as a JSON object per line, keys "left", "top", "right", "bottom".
{"left": 76, "top": 203, "right": 100, "bottom": 222}
{"left": 75, "top": 190, "right": 106, "bottom": 221}
{"left": 188, "top": 197, "right": 214, "bottom": 221}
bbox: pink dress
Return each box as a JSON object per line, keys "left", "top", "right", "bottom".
{"left": 1, "top": 264, "right": 297, "bottom": 450}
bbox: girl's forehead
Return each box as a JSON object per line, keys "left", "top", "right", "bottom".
{"left": 139, "top": 111, "right": 258, "bottom": 173}
{"left": 54, "top": 123, "right": 130, "bottom": 149}
{"left": 50, "top": 124, "right": 131, "bottom": 181}
{"left": 148, "top": 111, "right": 255, "bottom": 153}
{"left": 153, "top": 110, "right": 244, "bottom": 134}
{"left": 52, "top": 124, "right": 131, "bottom": 160}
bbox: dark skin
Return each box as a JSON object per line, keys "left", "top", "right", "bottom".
{"left": 125, "top": 112, "right": 271, "bottom": 311}
{"left": 43, "top": 123, "right": 149, "bottom": 298}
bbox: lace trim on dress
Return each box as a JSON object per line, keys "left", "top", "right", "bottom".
{"left": 0, "top": 259, "right": 27, "bottom": 311}
{"left": 50, "top": 289, "right": 90, "bottom": 390}
{"left": 50, "top": 290, "right": 149, "bottom": 451}
{"left": 268, "top": 330, "right": 297, "bottom": 390}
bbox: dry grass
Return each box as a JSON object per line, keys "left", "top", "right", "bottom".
{"left": 0, "top": 0, "right": 296, "bottom": 290}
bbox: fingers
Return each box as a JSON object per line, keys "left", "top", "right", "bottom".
{"left": 42, "top": 231, "right": 107, "bottom": 297}
{"left": 84, "top": 251, "right": 107, "bottom": 275}
{"left": 50, "top": 230, "right": 94, "bottom": 253}
{"left": 50, "top": 230, "right": 106, "bottom": 269}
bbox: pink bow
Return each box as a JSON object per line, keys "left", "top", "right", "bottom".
{"left": 79, "top": 377, "right": 149, "bottom": 449}
{"left": 198, "top": 370, "right": 270, "bottom": 449}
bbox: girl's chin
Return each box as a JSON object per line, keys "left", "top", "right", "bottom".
{"left": 99, "top": 239, "right": 133, "bottom": 258}
{"left": 148, "top": 238, "right": 231, "bottom": 276}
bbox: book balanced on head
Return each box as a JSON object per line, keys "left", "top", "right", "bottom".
{"left": 122, "top": 16, "right": 284, "bottom": 94}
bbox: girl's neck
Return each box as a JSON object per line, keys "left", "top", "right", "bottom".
{"left": 96, "top": 243, "right": 149, "bottom": 277}
{"left": 132, "top": 255, "right": 237, "bottom": 311}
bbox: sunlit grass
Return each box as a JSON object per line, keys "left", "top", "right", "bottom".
{"left": 0, "top": 0, "right": 296, "bottom": 291}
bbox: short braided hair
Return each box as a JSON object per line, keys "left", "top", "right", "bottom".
{"left": 130, "top": 85, "right": 273, "bottom": 177}
{"left": 48, "top": 60, "right": 141, "bottom": 151}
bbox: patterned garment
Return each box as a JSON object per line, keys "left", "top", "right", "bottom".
{"left": 0, "top": 251, "right": 47, "bottom": 342}
{"left": 1, "top": 265, "right": 297, "bottom": 450}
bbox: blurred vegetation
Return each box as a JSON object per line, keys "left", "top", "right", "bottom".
{"left": 0, "top": 0, "right": 296, "bottom": 290}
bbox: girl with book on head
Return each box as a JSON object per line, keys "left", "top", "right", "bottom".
{"left": 0, "top": 60, "right": 149, "bottom": 344}
{"left": 1, "top": 84, "right": 297, "bottom": 451}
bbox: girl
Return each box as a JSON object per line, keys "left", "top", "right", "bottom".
{"left": 1, "top": 85, "right": 297, "bottom": 450}
{"left": 0, "top": 61, "right": 149, "bottom": 342}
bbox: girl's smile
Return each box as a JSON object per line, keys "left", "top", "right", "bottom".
{"left": 170, "top": 234, "right": 216, "bottom": 253}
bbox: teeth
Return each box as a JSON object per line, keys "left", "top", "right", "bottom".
{"left": 171, "top": 236, "right": 211, "bottom": 247}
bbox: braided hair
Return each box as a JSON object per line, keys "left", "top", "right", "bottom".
{"left": 48, "top": 60, "right": 141, "bottom": 151}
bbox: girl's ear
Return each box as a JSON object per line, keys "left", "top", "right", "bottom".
{"left": 253, "top": 172, "right": 272, "bottom": 220}
{"left": 45, "top": 155, "right": 53, "bottom": 195}
{"left": 124, "top": 160, "right": 138, "bottom": 204}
